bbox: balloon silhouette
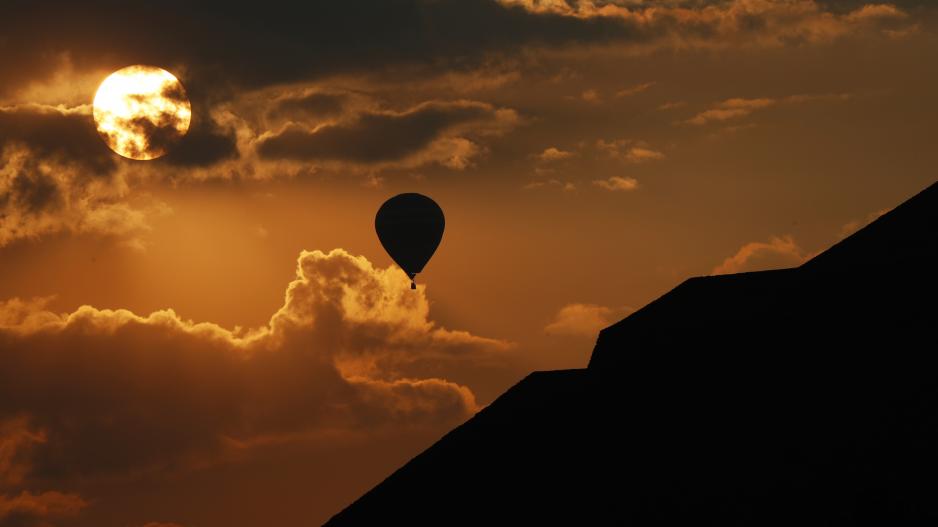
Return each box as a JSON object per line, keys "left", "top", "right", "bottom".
{"left": 375, "top": 193, "right": 445, "bottom": 290}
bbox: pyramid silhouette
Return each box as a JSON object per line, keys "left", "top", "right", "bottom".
{"left": 326, "top": 182, "right": 938, "bottom": 525}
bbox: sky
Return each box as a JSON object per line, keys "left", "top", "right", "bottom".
{"left": 1, "top": 1, "right": 937, "bottom": 525}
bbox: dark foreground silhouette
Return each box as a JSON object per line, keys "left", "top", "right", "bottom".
{"left": 327, "top": 182, "right": 938, "bottom": 525}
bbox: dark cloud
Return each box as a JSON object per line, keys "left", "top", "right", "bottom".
{"left": 0, "top": 0, "right": 636, "bottom": 96}
{"left": 160, "top": 82, "right": 189, "bottom": 105}
{"left": 0, "top": 1, "right": 921, "bottom": 179}
{"left": 8, "top": 170, "right": 62, "bottom": 215}
{"left": 0, "top": 490, "right": 87, "bottom": 527}
{"left": 257, "top": 100, "right": 502, "bottom": 163}
{"left": 0, "top": 105, "right": 114, "bottom": 175}
{"left": 162, "top": 118, "right": 238, "bottom": 168}
{"left": 0, "top": 0, "right": 925, "bottom": 105}
{"left": 0, "top": 105, "right": 161, "bottom": 247}
{"left": 114, "top": 115, "right": 188, "bottom": 160}
{"left": 267, "top": 92, "right": 349, "bottom": 122}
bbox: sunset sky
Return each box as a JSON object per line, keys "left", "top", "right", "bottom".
{"left": 2, "top": 1, "right": 937, "bottom": 525}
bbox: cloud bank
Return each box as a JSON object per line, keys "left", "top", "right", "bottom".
{"left": 0, "top": 249, "right": 507, "bottom": 499}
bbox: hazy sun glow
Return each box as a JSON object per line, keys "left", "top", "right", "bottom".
{"left": 92, "top": 65, "right": 191, "bottom": 160}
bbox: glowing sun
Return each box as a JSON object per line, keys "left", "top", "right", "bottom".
{"left": 93, "top": 65, "right": 192, "bottom": 160}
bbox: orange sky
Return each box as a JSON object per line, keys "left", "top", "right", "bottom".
{"left": 2, "top": 1, "right": 938, "bottom": 525}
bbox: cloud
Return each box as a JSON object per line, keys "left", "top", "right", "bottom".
{"left": 624, "top": 146, "right": 665, "bottom": 163}
{"left": 711, "top": 235, "right": 808, "bottom": 274}
{"left": 846, "top": 4, "right": 908, "bottom": 23}
{"left": 0, "top": 491, "right": 87, "bottom": 527}
{"left": 498, "top": 0, "right": 916, "bottom": 47}
{"left": 595, "top": 139, "right": 665, "bottom": 163}
{"left": 523, "top": 179, "right": 576, "bottom": 192}
{"left": 0, "top": 419, "right": 87, "bottom": 527}
{"left": 615, "top": 82, "right": 655, "bottom": 98}
{"left": 161, "top": 116, "right": 239, "bottom": 168}
{"left": 266, "top": 92, "right": 350, "bottom": 123}
{"left": 0, "top": 104, "right": 172, "bottom": 248}
{"left": 0, "top": 99, "right": 241, "bottom": 246}
{"left": 0, "top": 417, "right": 46, "bottom": 489}
{"left": 593, "top": 176, "right": 639, "bottom": 192}
{"left": 685, "top": 93, "right": 851, "bottom": 125}
{"left": 0, "top": 250, "right": 507, "bottom": 487}
{"left": 256, "top": 100, "right": 517, "bottom": 170}
{"left": 1, "top": 93, "right": 517, "bottom": 248}
{"left": 0, "top": 1, "right": 664, "bottom": 96}
{"left": 422, "top": 67, "right": 523, "bottom": 94}
{"left": 840, "top": 208, "right": 891, "bottom": 238}
{"left": 0, "top": 104, "right": 113, "bottom": 174}
{"left": 536, "top": 147, "right": 575, "bottom": 162}
{"left": 685, "top": 98, "right": 776, "bottom": 125}
{"left": 0, "top": 93, "right": 516, "bottom": 247}
{"left": 579, "top": 89, "right": 601, "bottom": 103}
{"left": 0, "top": 1, "right": 913, "bottom": 249}
{"left": 0, "top": 0, "right": 919, "bottom": 105}
{"left": 545, "top": 303, "right": 630, "bottom": 337}
{"left": 658, "top": 101, "right": 687, "bottom": 111}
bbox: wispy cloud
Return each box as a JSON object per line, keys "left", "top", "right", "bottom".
{"left": 535, "top": 147, "right": 575, "bottom": 162}
{"left": 711, "top": 235, "right": 808, "bottom": 275}
{"left": 615, "top": 82, "right": 655, "bottom": 98}
{"left": 840, "top": 208, "right": 891, "bottom": 239}
{"left": 596, "top": 139, "right": 665, "bottom": 163}
{"left": 580, "top": 89, "right": 601, "bottom": 103}
{"left": 593, "top": 176, "right": 639, "bottom": 192}
{"left": 685, "top": 94, "right": 851, "bottom": 125}
{"left": 524, "top": 179, "right": 576, "bottom": 192}
{"left": 658, "top": 101, "right": 686, "bottom": 111}
{"left": 546, "top": 303, "right": 632, "bottom": 337}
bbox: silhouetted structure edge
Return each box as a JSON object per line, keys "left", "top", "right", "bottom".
{"left": 326, "top": 180, "right": 938, "bottom": 526}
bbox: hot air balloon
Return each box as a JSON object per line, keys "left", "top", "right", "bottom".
{"left": 375, "top": 193, "right": 445, "bottom": 290}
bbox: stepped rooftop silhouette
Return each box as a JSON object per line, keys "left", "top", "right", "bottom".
{"left": 326, "top": 182, "right": 938, "bottom": 526}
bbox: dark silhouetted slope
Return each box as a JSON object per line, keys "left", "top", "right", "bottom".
{"left": 326, "top": 181, "right": 938, "bottom": 526}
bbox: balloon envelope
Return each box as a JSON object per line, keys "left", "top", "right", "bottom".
{"left": 375, "top": 193, "right": 445, "bottom": 288}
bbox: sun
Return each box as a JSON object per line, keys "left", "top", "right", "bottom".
{"left": 92, "top": 65, "right": 192, "bottom": 160}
